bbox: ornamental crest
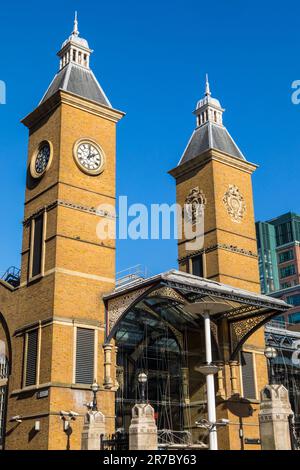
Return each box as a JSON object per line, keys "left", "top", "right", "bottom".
{"left": 184, "top": 187, "right": 207, "bottom": 225}
{"left": 223, "top": 185, "right": 246, "bottom": 223}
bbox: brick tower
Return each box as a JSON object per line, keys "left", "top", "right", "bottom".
{"left": 3, "top": 16, "right": 124, "bottom": 449}
{"left": 169, "top": 76, "right": 268, "bottom": 450}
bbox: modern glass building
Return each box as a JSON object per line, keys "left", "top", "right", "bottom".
{"left": 256, "top": 212, "right": 300, "bottom": 443}
{"left": 256, "top": 212, "right": 300, "bottom": 295}
{"left": 256, "top": 222, "right": 279, "bottom": 294}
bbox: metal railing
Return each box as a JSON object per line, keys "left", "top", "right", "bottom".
{"left": 116, "top": 264, "right": 149, "bottom": 288}
{"left": 1, "top": 266, "right": 20, "bottom": 288}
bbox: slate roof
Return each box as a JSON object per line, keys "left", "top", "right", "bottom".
{"left": 179, "top": 121, "right": 245, "bottom": 166}
{"left": 39, "top": 62, "right": 111, "bottom": 107}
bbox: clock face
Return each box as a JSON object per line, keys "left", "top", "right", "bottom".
{"left": 30, "top": 141, "right": 52, "bottom": 178}
{"left": 74, "top": 140, "right": 104, "bottom": 175}
{"left": 35, "top": 143, "right": 51, "bottom": 174}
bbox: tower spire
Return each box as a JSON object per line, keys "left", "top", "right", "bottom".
{"left": 205, "top": 73, "right": 211, "bottom": 96}
{"left": 73, "top": 11, "right": 79, "bottom": 36}
{"left": 194, "top": 75, "right": 224, "bottom": 128}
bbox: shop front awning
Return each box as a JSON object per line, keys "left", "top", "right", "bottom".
{"left": 103, "top": 270, "right": 290, "bottom": 360}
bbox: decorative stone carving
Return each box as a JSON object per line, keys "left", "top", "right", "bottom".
{"left": 81, "top": 410, "right": 105, "bottom": 450}
{"left": 129, "top": 403, "right": 158, "bottom": 450}
{"left": 184, "top": 187, "right": 207, "bottom": 225}
{"left": 223, "top": 185, "right": 246, "bottom": 223}
{"left": 259, "top": 384, "right": 293, "bottom": 450}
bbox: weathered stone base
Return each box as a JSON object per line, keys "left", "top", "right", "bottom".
{"left": 259, "top": 384, "right": 293, "bottom": 450}
{"left": 129, "top": 403, "right": 158, "bottom": 450}
{"left": 81, "top": 410, "right": 105, "bottom": 450}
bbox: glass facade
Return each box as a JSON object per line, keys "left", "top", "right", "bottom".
{"left": 278, "top": 250, "right": 294, "bottom": 264}
{"left": 256, "top": 212, "right": 300, "bottom": 294}
{"left": 287, "top": 295, "right": 300, "bottom": 307}
{"left": 256, "top": 222, "right": 279, "bottom": 294}
{"left": 280, "top": 265, "right": 296, "bottom": 279}
{"left": 288, "top": 312, "right": 300, "bottom": 325}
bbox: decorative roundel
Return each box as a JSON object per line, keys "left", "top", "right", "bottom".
{"left": 73, "top": 139, "right": 105, "bottom": 175}
{"left": 30, "top": 141, "right": 53, "bottom": 178}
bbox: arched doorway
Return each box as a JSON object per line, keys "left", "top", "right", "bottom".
{"left": 114, "top": 309, "right": 185, "bottom": 434}
{"left": 110, "top": 295, "right": 221, "bottom": 444}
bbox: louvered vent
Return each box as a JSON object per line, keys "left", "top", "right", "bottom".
{"left": 25, "top": 330, "right": 38, "bottom": 387}
{"left": 75, "top": 328, "right": 95, "bottom": 384}
{"left": 241, "top": 351, "right": 256, "bottom": 399}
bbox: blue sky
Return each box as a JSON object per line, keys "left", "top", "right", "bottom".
{"left": 0, "top": 0, "right": 299, "bottom": 277}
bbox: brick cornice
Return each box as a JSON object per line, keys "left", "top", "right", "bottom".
{"left": 178, "top": 243, "right": 258, "bottom": 264}
{"left": 23, "top": 199, "right": 115, "bottom": 226}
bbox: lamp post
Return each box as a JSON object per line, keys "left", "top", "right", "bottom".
{"left": 264, "top": 346, "right": 278, "bottom": 385}
{"left": 91, "top": 379, "right": 100, "bottom": 411}
{"left": 138, "top": 372, "right": 147, "bottom": 404}
{"left": 184, "top": 301, "right": 231, "bottom": 451}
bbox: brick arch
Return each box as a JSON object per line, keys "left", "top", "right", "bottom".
{"left": 0, "top": 313, "right": 12, "bottom": 375}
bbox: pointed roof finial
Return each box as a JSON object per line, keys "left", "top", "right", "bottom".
{"left": 73, "top": 11, "right": 79, "bottom": 36}
{"left": 205, "top": 73, "right": 211, "bottom": 96}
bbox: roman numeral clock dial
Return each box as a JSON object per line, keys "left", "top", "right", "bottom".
{"left": 73, "top": 139, "right": 105, "bottom": 175}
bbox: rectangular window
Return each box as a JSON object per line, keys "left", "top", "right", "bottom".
{"left": 192, "top": 255, "right": 204, "bottom": 277}
{"left": 286, "top": 294, "right": 300, "bottom": 307}
{"left": 278, "top": 250, "right": 294, "bottom": 264}
{"left": 25, "top": 330, "right": 38, "bottom": 387}
{"left": 240, "top": 351, "right": 256, "bottom": 400}
{"left": 281, "top": 282, "right": 292, "bottom": 289}
{"left": 275, "top": 222, "right": 293, "bottom": 246}
{"left": 30, "top": 213, "right": 45, "bottom": 279}
{"left": 75, "top": 328, "right": 95, "bottom": 384}
{"left": 279, "top": 264, "right": 296, "bottom": 279}
{"left": 288, "top": 312, "right": 300, "bottom": 325}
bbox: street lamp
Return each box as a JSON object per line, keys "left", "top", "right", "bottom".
{"left": 91, "top": 379, "right": 100, "bottom": 411}
{"left": 138, "top": 372, "right": 147, "bottom": 403}
{"left": 184, "top": 301, "right": 231, "bottom": 450}
{"left": 264, "top": 346, "right": 278, "bottom": 385}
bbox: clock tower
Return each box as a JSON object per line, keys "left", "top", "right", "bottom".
{"left": 169, "top": 77, "right": 268, "bottom": 450}
{"left": 4, "top": 16, "right": 124, "bottom": 450}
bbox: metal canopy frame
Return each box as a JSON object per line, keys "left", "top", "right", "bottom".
{"left": 104, "top": 270, "right": 289, "bottom": 358}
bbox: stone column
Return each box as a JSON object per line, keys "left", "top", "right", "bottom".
{"left": 103, "top": 344, "right": 113, "bottom": 389}
{"left": 259, "top": 384, "right": 293, "bottom": 450}
{"left": 81, "top": 410, "right": 105, "bottom": 450}
{"left": 229, "top": 361, "right": 239, "bottom": 395}
{"left": 216, "top": 362, "right": 226, "bottom": 399}
{"left": 129, "top": 403, "right": 158, "bottom": 450}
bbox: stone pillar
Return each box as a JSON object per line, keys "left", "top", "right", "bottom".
{"left": 81, "top": 410, "right": 105, "bottom": 450}
{"left": 129, "top": 403, "right": 158, "bottom": 450}
{"left": 216, "top": 362, "right": 226, "bottom": 399}
{"left": 259, "top": 384, "right": 293, "bottom": 450}
{"left": 103, "top": 344, "right": 113, "bottom": 389}
{"left": 229, "top": 361, "right": 239, "bottom": 395}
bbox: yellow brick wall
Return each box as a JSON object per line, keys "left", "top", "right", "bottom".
{"left": 2, "top": 91, "right": 121, "bottom": 449}
{"left": 173, "top": 151, "right": 268, "bottom": 450}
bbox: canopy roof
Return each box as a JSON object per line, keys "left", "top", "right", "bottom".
{"left": 104, "top": 270, "right": 289, "bottom": 359}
